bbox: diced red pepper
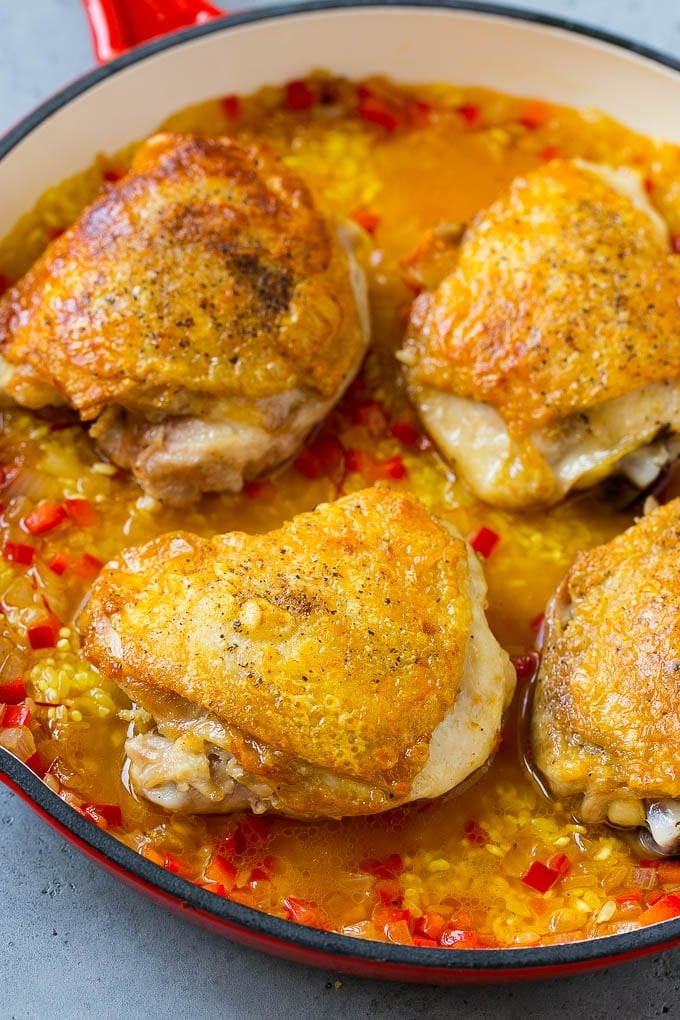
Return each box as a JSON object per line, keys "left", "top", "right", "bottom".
{"left": 221, "top": 94, "right": 241, "bottom": 120}
{"left": 351, "top": 398, "right": 389, "bottom": 435}
{"left": 408, "top": 99, "right": 432, "bottom": 128}
{"left": 379, "top": 454, "right": 407, "bottom": 480}
{"left": 311, "top": 434, "right": 346, "bottom": 483}
{"left": 517, "top": 100, "right": 550, "bottom": 130}
{"left": 375, "top": 878, "right": 404, "bottom": 907}
{"left": 615, "top": 890, "right": 642, "bottom": 905}
{"left": 644, "top": 177, "right": 654, "bottom": 195}
{"left": 293, "top": 447, "right": 322, "bottom": 479}
{"left": 415, "top": 912, "right": 447, "bottom": 942}
{"left": 540, "top": 144, "right": 559, "bottom": 162}
{"left": 27, "top": 615, "right": 61, "bottom": 650}
{"left": 658, "top": 860, "right": 680, "bottom": 883}
{"left": 439, "top": 927, "right": 479, "bottom": 948}
{"left": 470, "top": 525, "right": 500, "bottom": 558}
{"left": 0, "top": 273, "right": 12, "bottom": 297}
{"left": 0, "top": 677, "right": 26, "bottom": 704}
{"left": 48, "top": 226, "right": 65, "bottom": 241}
{"left": 81, "top": 802, "right": 123, "bottom": 828}
{"left": 384, "top": 919, "right": 414, "bottom": 944}
{"left": 548, "top": 852, "right": 572, "bottom": 878}
{"left": 361, "top": 853, "right": 404, "bottom": 879}
{"left": 521, "top": 860, "right": 560, "bottom": 894}
{"left": 294, "top": 434, "right": 346, "bottom": 484}
{"left": 390, "top": 420, "right": 420, "bottom": 446}
{"left": 201, "top": 882, "right": 227, "bottom": 896}
{"left": 142, "top": 847, "right": 191, "bottom": 878}
{"left": 344, "top": 449, "right": 373, "bottom": 480}
{"left": 3, "top": 541, "right": 35, "bottom": 566}
{"left": 346, "top": 451, "right": 400, "bottom": 480}
{"left": 358, "top": 92, "right": 400, "bottom": 132}
{"left": 457, "top": 104, "right": 480, "bottom": 125}
{"left": 25, "top": 752, "right": 49, "bottom": 778}
{"left": 71, "top": 552, "right": 103, "bottom": 580}
{"left": 349, "top": 207, "right": 381, "bottom": 236}
{"left": 672, "top": 234, "right": 680, "bottom": 254}
{"left": 205, "top": 853, "right": 238, "bottom": 890}
{"left": 250, "top": 864, "right": 273, "bottom": 882}
{"left": 282, "top": 896, "right": 325, "bottom": 928}
{"left": 286, "top": 79, "right": 315, "bottom": 111}
{"left": 23, "top": 501, "right": 67, "bottom": 536}
{"left": 47, "top": 551, "right": 70, "bottom": 576}
{"left": 63, "top": 498, "right": 97, "bottom": 528}
{"left": 1, "top": 704, "right": 31, "bottom": 727}
{"left": 638, "top": 893, "right": 680, "bottom": 926}
{"left": 464, "top": 819, "right": 489, "bottom": 846}
{"left": 243, "top": 479, "right": 277, "bottom": 501}
{"left": 103, "top": 167, "right": 123, "bottom": 183}
{"left": 162, "top": 851, "right": 192, "bottom": 878}
{"left": 372, "top": 903, "right": 411, "bottom": 928}
{"left": 511, "top": 653, "right": 540, "bottom": 681}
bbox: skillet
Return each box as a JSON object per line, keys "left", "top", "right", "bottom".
{"left": 2, "top": 0, "right": 680, "bottom": 982}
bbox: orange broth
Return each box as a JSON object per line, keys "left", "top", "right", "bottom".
{"left": 2, "top": 75, "right": 680, "bottom": 950}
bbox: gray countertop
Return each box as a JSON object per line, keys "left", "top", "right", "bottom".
{"left": 3, "top": 2, "right": 680, "bottom": 1018}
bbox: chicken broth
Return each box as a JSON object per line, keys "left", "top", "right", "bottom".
{"left": 2, "top": 75, "right": 680, "bottom": 949}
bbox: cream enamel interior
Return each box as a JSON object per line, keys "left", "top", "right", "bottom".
{"left": 2, "top": 6, "right": 680, "bottom": 237}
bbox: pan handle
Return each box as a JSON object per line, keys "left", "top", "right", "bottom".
{"left": 80, "top": 0, "right": 227, "bottom": 63}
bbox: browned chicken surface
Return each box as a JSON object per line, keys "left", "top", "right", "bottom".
{"left": 80, "top": 487, "right": 514, "bottom": 819}
{"left": 0, "top": 133, "right": 368, "bottom": 504}
{"left": 400, "top": 160, "right": 680, "bottom": 508}
{"left": 532, "top": 497, "right": 680, "bottom": 853}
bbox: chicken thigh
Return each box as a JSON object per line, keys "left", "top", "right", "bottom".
{"left": 532, "top": 498, "right": 680, "bottom": 853}
{"left": 399, "top": 160, "right": 680, "bottom": 509}
{"left": 0, "top": 133, "right": 369, "bottom": 504}
{"left": 81, "top": 487, "right": 515, "bottom": 819}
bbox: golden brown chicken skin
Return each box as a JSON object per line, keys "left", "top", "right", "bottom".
{"left": 400, "top": 160, "right": 680, "bottom": 508}
{"left": 0, "top": 133, "right": 368, "bottom": 504}
{"left": 81, "top": 487, "right": 514, "bottom": 819}
{"left": 532, "top": 497, "right": 680, "bottom": 852}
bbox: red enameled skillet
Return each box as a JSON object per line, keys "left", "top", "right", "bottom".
{"left": 2, "top": 0, "right": 680, "bottom": 983}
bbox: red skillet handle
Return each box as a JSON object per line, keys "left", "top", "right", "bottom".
{"left": 81, "top": 0, "right": 227, "bottom": 63}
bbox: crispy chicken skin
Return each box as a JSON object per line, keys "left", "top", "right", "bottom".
{"left": 0, "top": 133, "right": 368, "bottom": 504}
{"left": 532, "top": 498, "right": 680, "bottom": 852}
{"left": 400, "top": 160, "right": 680, "bottom": 508}
{"left": 80, "top": 487, "right": 514, "bottom": 819}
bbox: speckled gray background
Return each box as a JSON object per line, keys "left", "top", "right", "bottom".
{"left": 2, "top": 2, "right": 680, "bottom": 1018}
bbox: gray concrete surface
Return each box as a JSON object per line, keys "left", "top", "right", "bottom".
{"left": 2, "top": 1, "right": 680, "bottom": 1018}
